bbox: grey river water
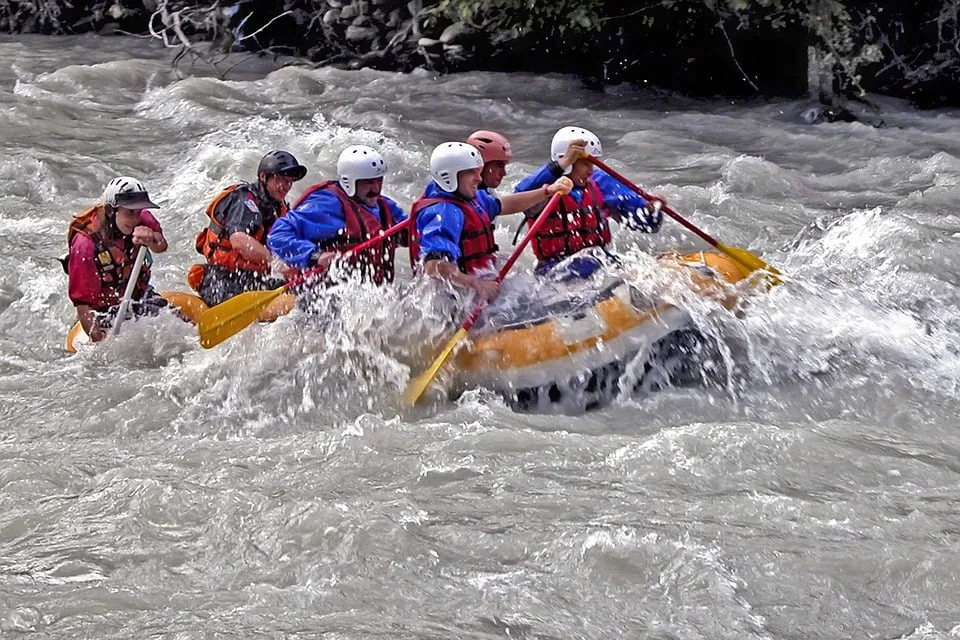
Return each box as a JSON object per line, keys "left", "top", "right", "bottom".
{"left": 0, "top": 34, "right": 959, "bottom": 638}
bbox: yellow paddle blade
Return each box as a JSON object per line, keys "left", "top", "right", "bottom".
{"left": 717, "top": 243, "right": 783, "bottom": 287}
{"left": 198, "top": 286, "right": 286, "bottom": 349}
{"left": 403, "top": 326, "right": 469, "bottom": 407}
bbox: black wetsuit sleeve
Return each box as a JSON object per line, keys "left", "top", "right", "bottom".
{"left": 546, "top": 161, "right": 564, "bottom": 178}
{"left": 217, "top": 189, "right": 264, "bottom": 236}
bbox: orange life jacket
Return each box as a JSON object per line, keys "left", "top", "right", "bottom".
{"left": 194, "top": 183, "right": 288, "bottom": 274}
{"left": 529, "top": 178, "right": 611, "bottom": 263}
{"left": 66, "top": 204, "right": 150, "bottom": 311}
{"left": 409, "top": 195, "right": 498, "bottom": 274}
{"left": 292, "top": 181, "right": 397, "bottom": 284}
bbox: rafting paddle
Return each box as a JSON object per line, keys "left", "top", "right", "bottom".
{"left": 111, "top": 245, "right": 148, "bottom": 337}
{"left": 589, "top": 156, "right": 782, "bottom": 285}
{"left": 198, "top": 216, "right": 413, "bottom": 349}
{"left": 402, "top": 183, "right": 571, "bottom": 407}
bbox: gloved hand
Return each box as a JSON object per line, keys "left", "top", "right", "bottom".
{"left": 547, "top": 176, "right": 574, "bottom": 196}
{"left": 628, "top": 197, "right": 664, "bottom": 233}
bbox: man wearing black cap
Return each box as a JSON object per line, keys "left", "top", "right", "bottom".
{"left": 188, "top": 149, "right": 308, "bottom": 307}
{"left": 65, "top": 176, "right": 169, "bottom": 342}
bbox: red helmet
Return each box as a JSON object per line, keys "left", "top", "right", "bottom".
{"left": 466, "top": 130, "right": 512, "bottom": 164}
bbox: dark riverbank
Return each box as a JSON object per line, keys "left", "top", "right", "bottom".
{"left": 4, "top": 0, "right": 958, "bottom": 109}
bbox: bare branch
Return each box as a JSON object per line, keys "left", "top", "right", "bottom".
{"left": 716, "top": 18, "right": 760, "bottom": 93}
{"left": 235, "top": 9, "right": 292, "bottom": 44}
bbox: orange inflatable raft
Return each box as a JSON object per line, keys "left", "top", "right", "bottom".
{"left": 65, "top": 291, "right": 295, "bottom": 352}
{"left": 451, "top": 250, "right": 752, "bottom": 411}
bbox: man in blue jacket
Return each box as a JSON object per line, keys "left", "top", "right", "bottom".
{"left": 410, "top": 141, "right": 571, "bottom": 303}
{"left": 514, "top": 125, "right": 663, "bottom": 277}
{"left": 267, "top": 145, "right": 407, "bottom": 286}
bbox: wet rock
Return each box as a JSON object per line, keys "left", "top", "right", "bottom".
{"left": 799, "top": 105, "right": 854, "bottom": 124}
{"left": 340, "top": 2, "right": 359, "bottom": 20}
{"left": 327, "top": 0, "right": 343, "bottom": 7}
{"left": 346, "top": 24, "right": 378, "bottom": 43}
{"left": 386, "top": 9, "right": 402, "bottom": 28}
{"left": 443, "top": 43, "right": 466, "bottom": 62}
{"left": 417, "top": 36, "right": 445, "bottom": 68}
{"left": 322, "top": 8, "right": 340, "bottom": 25}
{"left": 417, "top": 37, "right": 443, "bottom": 55}
{"left": 439, "top": 21, "right": 476, "bottom": 45}
{"left": 107, "top": 3, "right": 128, "bottom": 20}
{"left": 796, "top": 101, "right": 885, "bottom": 128}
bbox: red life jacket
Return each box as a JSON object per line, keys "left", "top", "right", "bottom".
{"left": 292, "top": 181, "right": 397, "bottom": 285}
{"left": 66, "top": 204, "right": 150, "bottom": 311}
{"left": 194, "top": 183, "right": 288, "bottom": 274}
{"left": 409, "top": 195, "right": 498, "bottom": 274}
{"left": 528, "top": 178, "right": 611, "bottom": 263}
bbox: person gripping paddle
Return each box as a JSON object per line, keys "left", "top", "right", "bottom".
{"left": 62, "top": 176, "right": 168, "bottom": 343}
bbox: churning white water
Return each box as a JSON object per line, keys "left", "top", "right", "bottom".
{"left": 1, "top": 34, "right": 959, "bottom": 639}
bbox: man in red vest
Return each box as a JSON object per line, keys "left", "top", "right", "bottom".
{"left": 514, "top": 126, "right": 663, "bottom": 277}
{"left": 267, "top": 145, "right": 407, "bottom": 286}
{"left": 409, "top": 142, "right": 571, "bottom": 302}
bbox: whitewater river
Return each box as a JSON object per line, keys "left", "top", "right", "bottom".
{"left": 1, "top": 34, "right": 959, "bottom": 638}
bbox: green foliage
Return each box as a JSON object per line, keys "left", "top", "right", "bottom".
{"left": 704, "top": 0, "right": 885, "bottom": 95}
{"left": 437, "top": 0, "right": 604, "bottom": 37}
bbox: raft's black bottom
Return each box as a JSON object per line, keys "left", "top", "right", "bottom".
{"left": 507, "top": 328, "right": 716, "bottom": 414}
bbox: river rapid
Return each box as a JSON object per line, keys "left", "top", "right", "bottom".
{"left": 1, "top": 35, "right": 959, "bottom": 639}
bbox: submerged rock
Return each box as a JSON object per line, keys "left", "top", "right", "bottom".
{"left": 797, "top": 101, "right": 885, "bottom": 128}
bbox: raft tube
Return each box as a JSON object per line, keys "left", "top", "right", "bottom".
{"left": 65, "top": 290, "right": 295, "bottom": 352}
{"left": 453, "top": 251, "right": 751, "bottom": 411}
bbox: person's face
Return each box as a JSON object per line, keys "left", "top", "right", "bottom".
{"left": 354, "top": 177, "right": 384, "bottom": 207}
{"left": 114, "top": 206, "right": 142, "bottom": 234}
{"left": 456, "top": 167, "right": 482, "bottom": 199}
{"left": 263, "top": 172, "right": 296, "bottom": 201}
{"left": 569, "top": 159, "right": 593, "bottom": 187}
{"left": 481, "top": 161, "right": 507, "bottom": 189}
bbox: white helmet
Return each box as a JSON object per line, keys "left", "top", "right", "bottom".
{"left": 337, "top": 145, "right": 387, "bottom": 197}
{"left": 102, "top": 176, "right": 159, "bottom": 210}
{"left": 430, "top": 142, "right": 483, "bottom": 193}
{"left": 551, "top": 126, "right": 602, "bottom": 175}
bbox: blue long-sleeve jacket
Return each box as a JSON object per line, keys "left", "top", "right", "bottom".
{"left": 267, "top": 187, "right": 407, "bottom": 269}
{"left": 414, "top": 180, "right": 502, "bottom": 263}
{"left": 515, "top": 162, "right": 657, "bottom": 230}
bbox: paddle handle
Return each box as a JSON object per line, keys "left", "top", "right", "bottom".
{"left": 112, "top": 245, "right": 148, "bottom": 337}
{"left": 589, "top": 156, "right": 720, "bottom": 250}
{"left": 284, "top": 216, "right": 413, "bottom": 290}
